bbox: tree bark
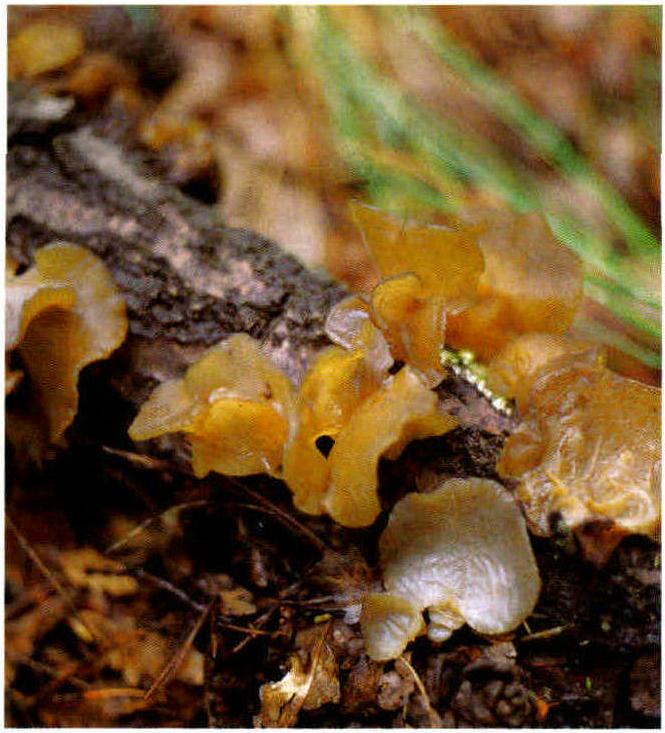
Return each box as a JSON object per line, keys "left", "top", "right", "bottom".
{"left": 8, "top": 83, "right": 346, "bottom": 387}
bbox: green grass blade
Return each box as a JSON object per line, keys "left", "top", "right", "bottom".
{"left": 403, "top": 7, "right": 660, "bottom": 257}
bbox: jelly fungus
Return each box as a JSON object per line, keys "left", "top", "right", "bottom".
{"left": 447, "top": 210, "right": 584, "bottom": 360}
{"left": 324, "top": 295, "right": 372, "bottom": 351}
{"left": 324, "top": 295, "right": 394, "bottom": 375}
{"left": 498, "top": 359, "right": 661, "bottom": 549}
{"left": 324, "top": 367, "right": 458, "bottom": 528}
{"left": 361, "top": 478, "right": 540, "bottom": 659}
{"left": 487, "top": 333, "right": 606, "bottom": 410}
{"left": 360, "top": 593, "right": 425, "bottom": 662}
{"left": 128, "top": 334, "right": 295, "bottom": 478}
{"left": 282, "top": 344, "right": 390, "bottom": 515}
{"left": 324, "top": 295, "right": 393, "bottom": 377}
{"left": 369, "top": 273, "right": 447, "bottom": 387}
{"left": 6, "top": 243, "right": 128, "bottom": 443}
{"left": 350, "top": 201, "right": 484, "bottom": 308}
{"left": 348, "top": 203, "right": 486, "bottom": 386}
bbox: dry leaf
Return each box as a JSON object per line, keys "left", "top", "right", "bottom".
{"left": 295, "top": 626, "right": 341, "bottom": 711}
{"left": 256, "top": 624, "right": 335, "bottom": 727}
{"left": 73, "top": 609, "right": 204, "bottom": 688}
{"left": 256, "top": 655, "right": 310, "bottom": 727}
{"left": 60, "top": 547, "right": 139, "bottom": 597}
{"left": 220, "top": 586, "right": 257, "bottom": 617}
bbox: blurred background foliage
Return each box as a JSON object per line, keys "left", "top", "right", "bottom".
{"left": 9, "top": 5, "right": 661, "bottom": 383}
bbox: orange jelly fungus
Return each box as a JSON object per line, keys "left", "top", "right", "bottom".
{"left": 350, "top": 202, "right": 484, "bottom": 308}
{"left": 324, "top": 367, "right": 458, "bottom": 528}
{"left": 369, "top": 273, "right": 447, "bottom": 387}
{"left": 361, "top": 478, "right": 540, "bottom": 660}
{"left": 447, "top": 210, "right": 584, "bottom": 360}
{"left": 487, "top": 333, "right": 606, "bottom": 410}
{"left": 6, "top": 243, "right": 128, "bottom": 443}
{"left": 282, "top": 343, "right": 390, "bottom": 515}
{"left": 129, "top": 334, "right": 295, "bottom": 478}
{"left": 498, "top": 359, "right": 661, "bottom": 543}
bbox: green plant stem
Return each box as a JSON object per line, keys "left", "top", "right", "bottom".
{"left": 403, "top": 7, "right": 660, "bottom": 257}
{"left": 575, "top": 319, "right": 661, "bottom": 369}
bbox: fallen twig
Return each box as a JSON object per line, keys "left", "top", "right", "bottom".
{"left": 144, "top": 600, "right": 214, "bottom": 703}
{"left": 7, "top": 515, "right": 99, "bottom": 644}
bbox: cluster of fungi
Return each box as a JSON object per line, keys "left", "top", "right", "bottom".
{"left": 6, "top": 204, "right": 660, "bottom": 663}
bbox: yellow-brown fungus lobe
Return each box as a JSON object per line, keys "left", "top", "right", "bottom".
{"left": 324, "top": 367, "right": 458, "bottom": 528}
{"left": 6, "top": 243, "right": 128, "bottom": 443}
{"left": 498, "top": 359, "right": 661, "bottom": 545}
{"left": 369, "top": 273, "right": 447, "bottom": 387}
{"left": 282, "top": 345, "right": 390, "bottom": 515}
{"left": 129, "top": 334, "right": 294, "bottom": 478}
{"left": 487, "top": 333, "right": 606, "bottom": 411}
{"left": 350, "top": 201, "right": 484, "bottom": 308}
{"left": 360, "top": 593, "right": 425, "bottom": 662}
{"left": 6, "top": 266, "right": 76, "bottom": 355}
{"left": 9, "top": 22, "right": 85, "bottom": 78}
{"left": 447, "top": 210, "right": 584, "bottom": 360}
{"left": 367, "top": 478, "right": 540, "bottom": 656}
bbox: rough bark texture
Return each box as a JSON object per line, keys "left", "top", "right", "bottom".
{"left": 8, "top": 83, "right": 345, "bottom": 388}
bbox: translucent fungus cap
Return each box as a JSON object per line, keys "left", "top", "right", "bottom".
{"left": 282, "top": 345, "right": 389, "bottom": 515}
{"left": 350, "top": 201, "right": 484, "bottom": 309}
{"left": 375, "top": 478, "right": 540, "bottom": 645}
{"left": 324, "top": 295, "right": 394, "bottom": 379}
{"left": 487, "top": 333, "right": 606, "bottom": 410}
{"left": 325, "top": 295, "right": 372, "bottom": 352}
{"left": 360, "top": 593, "right": 425, "bottom": 662}
{"left": 369, "top": 273, "right": 447, "bottom": 388}
{"left": 447, "top": 209, "right": 584, "bottom": 359}
{"left": 6, "top": 243, "right": 128, "bottom": 443}
{"left": 129, "top": 334, "right": 294, "bottom": 478}
{"left": 498, "top": 360, "right": 661, "bottom": 547}
{"left": 324, "top": 367, "right": 458, "bottom": 528}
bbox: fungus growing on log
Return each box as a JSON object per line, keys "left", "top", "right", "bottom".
{"left": 323, "top": 295, "right": 394, "bottom": 380}
{"left": 282, "top": 343, "right": 390, "bottom": 515}
{"left": 498, "top": 359, "right": 661, "bottom": 553}
{"left": 324, "top": 367, "right": 458, "bottom": 528}
{"left": 361, "top": 478, "right": 541, "bottom": 660}
{"left": 324, "top": 294, "right": 372, "bottom": 351}
{"left": 129, "top": 334, "right": 295, "bottom": 478}
{"left": 350, "top": 202, "right": 484, "bottom": 307}
{"left": 6, "top": 243, "right": 128, "bottom": 443}
{"left": 486, "top": 333, "right": 606, "bottom": 410}
{"left": 447, "top": 210, "right": 584, "bottom": 360}
{"left": 360, "top": 593, "right": 425, "bottom": 663}
{"left": 497, "top": 361, "right": 661, "bottom": 556}
{"left": 369, "top": 273, "right": 447, "bottom": 387}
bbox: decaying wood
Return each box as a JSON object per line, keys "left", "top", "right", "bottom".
{"left": 8, "top": 83, "right": 345, "bottom": 387}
